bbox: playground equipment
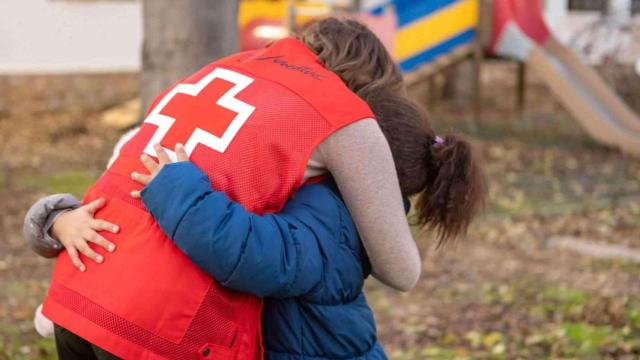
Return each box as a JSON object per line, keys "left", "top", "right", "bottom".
{"left": 240, "top": 0, "right": 486, "bottom": 121}
{"left": 371, "top": 0, "right": 481, "bottom": 72}
{"left": 240, "top": 0, "right": 484, "bottom": 76}
{"left": 239, "top": 0, "right": 640, "bottom": 156}
{"left": 490, "top": 0, "right": 640, "bottom": 156}
{"left": 239, "top": 1, "right": 344, "bottom": 51}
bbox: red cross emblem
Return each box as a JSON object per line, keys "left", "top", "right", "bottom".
{"left": 142, "top": 68, "right": 256, "bottom": 160}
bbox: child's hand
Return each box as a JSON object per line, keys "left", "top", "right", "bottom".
{"left": 51, "top": 198, "right": 119, "bottom": 271}
{"left": 130, "top": 143, "right": 189, "bottom": 198}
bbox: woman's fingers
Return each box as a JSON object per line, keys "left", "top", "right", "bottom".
{"left": 175, "top": 143, "right": 189, "bottom": 162}
{"left": 154, "top": 143, "right": 171, "bottom": 165}
{"left": 66, "top": 247, "right": 86, "bottom": 272}
{"left": 83, "top": 198, "right": 106, "bottom": 215}
{"left": 86, "top": 230, "right": 116, "bottom": 253}
{"left": 140, "top": 154, "right": 159, "bottom": 174}
{"left": 131, "top": 171, "right": 152, "bottom": 186}
{"left": 77, "top": 238, "right": 104, "bottom": 264}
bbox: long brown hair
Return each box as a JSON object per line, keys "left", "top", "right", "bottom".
{"left": 370, "top": 92, "right": 487, "bottom": 246}
{"left": 298, "top": 17, "right": 404, "bottom": 98}
{"left": 299, "top": 17, "right": 485, "bottom": 245}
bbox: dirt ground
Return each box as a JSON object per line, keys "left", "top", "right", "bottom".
{"left": 1, "top": 62, "right": 639, "bottom": 359}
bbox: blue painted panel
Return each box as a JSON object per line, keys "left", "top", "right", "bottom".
{"left": 399, "top": 28, "right": 476, "bottom": 72}
{"left": 394, "top": 0, "right": 459, "bottom": 27}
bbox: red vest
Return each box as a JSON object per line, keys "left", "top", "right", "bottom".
{"left": 42, "top": 38, "right": 373, "bottom": 360}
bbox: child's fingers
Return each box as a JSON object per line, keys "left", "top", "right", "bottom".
{"left": 86, "top": 230, "right": 116, "bottom": 253}
{"left": 67, "top": 247, "right": 86, "bottom": 272}
{"left": 83, "top": 198, "right": 106, "bottom": 215}
{"left": 140, "top": 154, "right": 159, "bottom": 174}
{"left": 154, "top": 143, "right": 171, "bottom": 165}
{"left": 77, "top": 239, "right": 104, "bottom": 264}
{"left": 130, "top": 190, "right": 141, "bottom": 199}
{"left": 175, "top": 143, "right": 189, "bottom": 162}
{"left": 91, "top": 219, "right": 119, "bottom": 234}
{"left": 131, "top": 171, "right": 152, "bottom": 185}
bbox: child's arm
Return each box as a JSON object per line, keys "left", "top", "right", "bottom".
{"left": 23, "top": 194, "right": 81, "bottom": 258}
{"left": 23, "top": 196, "right": 118, "bottom": 270}
{"left": 137, "top": 157, "right": 327, "bottom": 298}
{"left": 317, "top": 120, "right": 421, "bottom": 291}
{"left": 23, "top": 128, "right": 134, "bottom": 266}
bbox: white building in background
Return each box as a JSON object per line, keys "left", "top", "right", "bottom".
{"left": 544, "top": 0, "right": 639, "bottom": 66}
{"left": 0, "top": 0, "right": 142, "bottom": 74}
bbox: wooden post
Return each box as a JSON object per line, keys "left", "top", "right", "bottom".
{"left": 470, "top": 0, "right": 491, "bottom": 131}
{"left": 352, "top": 0, "right": 362, "bottom": 12}
{"left": 516, "top": 62, "right": 527, "bottom": 123}
{"left": 427, "top": 75, "right": 437, "bottom": 110}
{"left": 471, "top": 47, "right": 483, "bottom": 132}
{"left": 287, "top": 0, "right": 297, "bottom": 35}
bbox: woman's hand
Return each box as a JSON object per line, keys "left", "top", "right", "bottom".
{"left": 130, "top": 143, "right": 188, "bottom": 198}
{"left": 51, "top": 198, "right": 119, "bottom": 272}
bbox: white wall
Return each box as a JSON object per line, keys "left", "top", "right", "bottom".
{"left": 0, "top": 0, "right": 142, "bottom": 74}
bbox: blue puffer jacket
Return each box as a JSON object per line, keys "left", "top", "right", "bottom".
{"left": 141, "top": 162, "right": 388, "bottom": 360}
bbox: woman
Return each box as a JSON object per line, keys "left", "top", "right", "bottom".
{"left": 27, "top": 93, "right": 486, "bottom": 359}
{"left": 28, "top": 18, "right": 419, "bottom": 359}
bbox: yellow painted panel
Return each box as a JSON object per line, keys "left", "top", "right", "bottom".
{"left": 395, "top": 0, "right": 478, "bottom": 60}
{"left": 239, "top": 1, "right": 288, "bottom": 28}
{"left": 239, "top": 1, "right": 330, "bottom": 28}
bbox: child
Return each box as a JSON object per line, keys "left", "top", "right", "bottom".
{"left": 26, "top": 92, "right": 486, "bottom": 359}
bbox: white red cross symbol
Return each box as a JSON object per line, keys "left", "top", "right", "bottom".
{"left": 142, "top": 68, "right": 255, "bottom": 160}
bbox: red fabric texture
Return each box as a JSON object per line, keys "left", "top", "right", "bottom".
{"left": 43, "top": 38, "right": 373, "bottom": 360}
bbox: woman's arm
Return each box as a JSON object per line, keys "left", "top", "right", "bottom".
{"left": 141, "top": 161, "right": 326, "bottom": 298}
{"left": 316, "top": 119, "right": 421, "bottom": 291}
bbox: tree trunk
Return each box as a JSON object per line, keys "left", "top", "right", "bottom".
{"left": 141, "top": 0, "right": 239, "bottom": 114}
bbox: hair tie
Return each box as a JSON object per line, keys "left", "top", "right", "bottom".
{"left": 433, "top": 136, "right": 444, "bottom": 147}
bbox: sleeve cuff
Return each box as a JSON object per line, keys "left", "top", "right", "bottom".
{"left": 23, "top": 194, "right": 81, "bottom": 258}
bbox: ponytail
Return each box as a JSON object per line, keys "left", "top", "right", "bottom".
{"left": 370, "top": 92, "right": 486, "bottom": 247}
{"left": 416, "top": 134, "right": 486, "bottom": 247}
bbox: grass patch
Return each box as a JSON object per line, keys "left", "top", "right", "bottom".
{"left": 538, "top": 286, "right": 588, "bottom": 317}
{"left": 24, "top": 170, "right": 97, "bottom": 198}
{"left": 0, "top": 321, "right": 56, "bottom": 360}
{"left": 548, "top": 321, "right": 640, "bottom": 358}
